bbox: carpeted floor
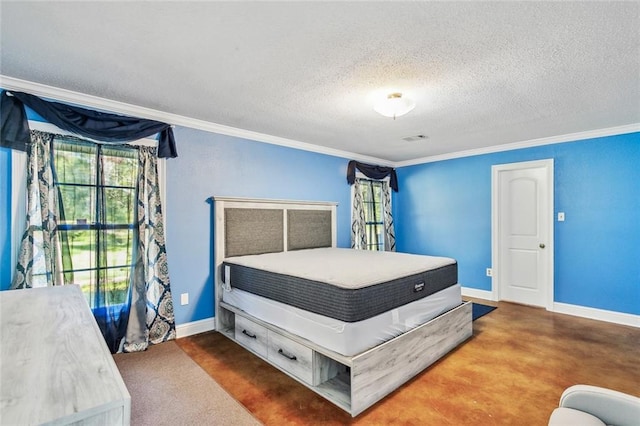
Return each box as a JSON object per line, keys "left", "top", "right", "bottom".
{"left": 113, "top": 341, "right": 261, "bottom": 426}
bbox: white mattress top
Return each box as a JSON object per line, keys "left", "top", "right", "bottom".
{"left": 224, "top": 247, "right": 455, "bottom": 289}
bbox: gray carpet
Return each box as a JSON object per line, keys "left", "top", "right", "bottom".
{"left": 113, "top": 341, "right": 262, "bottom": 426}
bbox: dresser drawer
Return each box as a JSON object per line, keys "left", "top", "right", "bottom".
{"left": 267, "top": 331, "right": 314, "bottom": 385}
{"left": 235, "top": 315, "right": 268, "bottom": 358}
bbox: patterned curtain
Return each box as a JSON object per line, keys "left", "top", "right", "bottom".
{"left": 11, "top": 131, "right": 63, "bottom": 289}
{"left": 351, "top": 179, "right": 367, "bottom": 250}
{"left": 381, "top": 180, "right": 396, "bottom": 252}
{"left": 124, "top": 146, "right": 176, "bottom": 352}
{"left": 10, "top": 131, "right": 175, "bottom": 353}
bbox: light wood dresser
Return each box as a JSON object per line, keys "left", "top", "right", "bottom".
{"left": 0, "top": 285, "right": 131, "bottom": 425}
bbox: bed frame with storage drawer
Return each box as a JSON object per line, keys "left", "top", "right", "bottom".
{"left": 212, "top": 196, "right": 472, "bottom": 417}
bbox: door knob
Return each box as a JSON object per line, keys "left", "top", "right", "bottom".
{"left": 539, "top": 243, "right": 546, "bottom": 249}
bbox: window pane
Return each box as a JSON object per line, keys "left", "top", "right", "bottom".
{"left": 102, "top": 148, "right": 137, "bottom": 188}
{"left": 58, "top": 185, "right": 95, "bottom": 225}
{"left": 104, "top": 267, "right": 131, "bottom": 305}
{"left": 104, "top": 229, "right": 134, "bottom": 268}
{"left": 104, "top": 188, "right": 135, "bottom": 224}
{"left": 54, "top": 141, "right": 96, "bottom": 185}
{"left": 66, "top": 229, "right": 96, "bottom": 271}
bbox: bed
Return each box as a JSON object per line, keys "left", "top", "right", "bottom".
{"left": 213, "top": 196, "right": 472, "bottom": 416}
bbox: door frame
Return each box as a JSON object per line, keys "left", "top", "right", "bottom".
{"left": 491, "top": 159, "right": 554, "bottom": 310}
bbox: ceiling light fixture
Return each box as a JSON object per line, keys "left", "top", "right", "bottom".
{"left": 402, "top": 134, "right": 429, "bottom": 142}
{"left": 373, "top": 92, "right": 415, "bottom": 119}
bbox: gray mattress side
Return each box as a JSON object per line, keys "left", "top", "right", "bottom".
{"left": 222, "top": 262, "right": 458, "bottom": 322}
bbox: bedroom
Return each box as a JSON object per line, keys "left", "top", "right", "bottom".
{"left": 1, "top": 1, "right": 639, "bottom": 424}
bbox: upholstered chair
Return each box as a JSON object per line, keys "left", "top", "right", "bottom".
{"left": 548, "top": 385, "right": 640, "bottom": 426}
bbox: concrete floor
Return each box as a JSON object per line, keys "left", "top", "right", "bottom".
{"left": 177, "top": 300, "right": 639, "bottom": 425}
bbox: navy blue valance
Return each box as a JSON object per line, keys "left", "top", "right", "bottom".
{"left": 0, "top": 91, "right": 177, "bottom": 158}
{"left": 347, "top": 160, "right": 398, "bottom": 192}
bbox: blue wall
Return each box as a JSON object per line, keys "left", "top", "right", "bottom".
{"left": 395, "top": 133, "right": 640, "bottom": 315}
{"left": 0, "top": 97, "right": 355, "bottom": 324}
{"left": 1, "top": 89, "right": 637, "bottom": 321}
{"left": 0, "top": 147, "right": 10, "bottom": 289}
{"left": 165, "top": 127, "right": 352, "bottom": 325}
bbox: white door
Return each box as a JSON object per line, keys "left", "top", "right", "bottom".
{"left": 492, "top": 160, "right": 553, "bottom": 309}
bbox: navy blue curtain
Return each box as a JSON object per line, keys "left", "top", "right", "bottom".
{"left": 0, "top": 91, "right": 177, "bottom": 158}
{"left": 346, "top": 160, "right": 399, "bottom": 192}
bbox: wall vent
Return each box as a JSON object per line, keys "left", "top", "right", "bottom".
{"left": 401, "top": 134, "right": 428, "bottom": 142}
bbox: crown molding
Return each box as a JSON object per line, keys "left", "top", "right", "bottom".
{"left": 394, "top": 123, "right": 640, "bottom": 167}
{"left": 0, "top": 75, "right": 392, "bottom": 166}
{"left": 3, "top": 75, "right": 636, "bottom": 170}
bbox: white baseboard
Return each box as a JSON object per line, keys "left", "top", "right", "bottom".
{"left": 460, "top": 286, "right": 638, "bottom": 328}
{"left": 175, "top": 317, "right": 216, "bottom": 339}
{"left": 461, "top": 286, "right": 495, "bottom": 301}
{"left": 552, "top": 302, "right": 639, "bottom": 328}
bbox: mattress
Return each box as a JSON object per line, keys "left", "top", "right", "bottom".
{"left": 222, "top": 247, "right": 458, "bottom": 322}
{"left": 222, "top": 284, "right": 462, "bottom": 357}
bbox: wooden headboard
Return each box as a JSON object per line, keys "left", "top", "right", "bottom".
{"left": 211, "top": 196, "right": 338, "bottom": 329}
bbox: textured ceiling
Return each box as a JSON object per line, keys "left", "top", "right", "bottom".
{"left": 1, "top": 1, "right": 639, "bottom": 164}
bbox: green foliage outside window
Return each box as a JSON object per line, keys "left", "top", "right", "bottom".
{"left": 53, "top": 138, "right": 137, "bottom": 307}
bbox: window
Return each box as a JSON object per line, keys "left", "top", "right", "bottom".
{"left": 357, "top": 178, "right": 385, "bottom": 251}
{"left": 351, "top": 175, "right": 396, "bottom": 252}
{"left": 53, "top": 137, "right": 137, "bottom": 307}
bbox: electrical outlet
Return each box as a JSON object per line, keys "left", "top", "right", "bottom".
{"left": 558, "top": 212, "right": 565, "bottom": 222}
{"left": 180, "top": 293, "right": 189, "bottom": 306}
{"left": 486, "top": 268, "right": 493, "bottom": 277}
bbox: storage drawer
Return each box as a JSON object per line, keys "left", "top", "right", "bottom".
{"left": 235, "top": 315, "right": 268, "bottom": 358}
{"left": 267, "top": 331, "right": 314, "bottom": 385}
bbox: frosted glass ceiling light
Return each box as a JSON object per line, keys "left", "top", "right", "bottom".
{"left": 373, "top": 92, "right": 415, "bottom": 119}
